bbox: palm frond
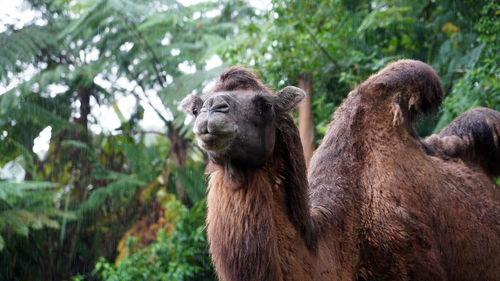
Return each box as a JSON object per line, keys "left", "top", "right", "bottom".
{"left": 0, "top": 25, "right": 58, "bottom": 83}
{"left": 0, "top": 181, "right": 59, "bottom": 201}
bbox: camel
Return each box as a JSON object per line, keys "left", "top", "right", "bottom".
{"left": 180, "top": 60, "right": 500, "bottom": 281}
{"left": 422, "top": 107, "right": 500, "bottom": 180}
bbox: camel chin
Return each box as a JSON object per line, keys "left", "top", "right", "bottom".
{"left": 195, "top": 132, "right": 235, "bottom": 153}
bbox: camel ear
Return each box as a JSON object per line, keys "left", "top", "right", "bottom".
{"left": 180, "top": 94, "right": 203, "bottom": 116}
{"left": 274, "top": 86, "right": 305, "bottom": 113}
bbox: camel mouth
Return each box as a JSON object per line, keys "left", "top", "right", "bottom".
{"left": 196, "top": 132, "right": 235, "bottom": 153}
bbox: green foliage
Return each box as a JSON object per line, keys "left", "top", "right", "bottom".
{"left": 0, "top": 0, "right": 254, "bottom": 279}
{"left": 0, "top": 24, "right": 57, "bottom": 84}
{"left": 357, "top": 7, "right": 413, "bottom": 34}
{"left": 434, "top": 0, "right": 499, "bottom": 132}
{"left": 0, "top": 181, "right": 58, "bottom": 201}
{"left": 93, "top": 199, "right": 214, "bottom": 281}
{"left": 0, "top": 180, "right": 75, "bottom": 252}
{"left": 1, "top": 0, "right": 498, "bottom": 280}
{"left": 224, "top": 0, "right": 499, "bottom": 138}
{"left": 222, "top": 0, "right": 399, "bottom": 137}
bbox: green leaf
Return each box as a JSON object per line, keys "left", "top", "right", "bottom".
{"left": 1, "top": 210, "right": 29, "bottom": 237}
{"left": 358, "top": 7, "right": 412, "bottom": 34}
{"left": 160, "top": 65, "right": 225, "bottom": 119}
{"left": 37, "top": 214, "right": 60, "bottom": 229}
{"left": 44, "top": 208, "right": 76, "bottom": 220}
{"left": 0, "top": 181, "right": 58, "bottom": 191}
{"left": 0, "top": 25, "right": 57, "bottom": 83}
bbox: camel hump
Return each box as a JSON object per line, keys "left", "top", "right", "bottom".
{"left": 360, "top": 59, "right": 443, "bottom": 124}
{"left": 423, "top": 107, "right": 500, "bottom": 177}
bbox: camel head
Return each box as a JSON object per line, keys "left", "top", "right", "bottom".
{"left": 180, "top": 67, "right": 305, "bottom": 168}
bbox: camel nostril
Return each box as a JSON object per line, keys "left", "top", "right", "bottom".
{"left": 210, "top": 102, "right": 229, "bottom": 113}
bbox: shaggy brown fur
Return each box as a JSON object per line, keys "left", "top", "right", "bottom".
{"left": 423, "top": 107, "right": 500, "bottom": 177}
{"left": 202, "top": 68, "right": 317, "bottom": 280}
{"left": 206, "top": 114, "right": 317, "bottom": 280}
{"left": 309, "top": 60, "right": 500, "bottom": 280}
{"left": 211, "top": 66, "right": 274, "bottom": 93}
{"left": 182, "top": 61, "right": 500, "bottom": 281}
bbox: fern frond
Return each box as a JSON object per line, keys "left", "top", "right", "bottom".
{"left": 357, "top": 7, "right": 413, "bottom": 34}
{"left": 0, "top": 181, "right": 59, "bottom": 201}
{"left": 0, "top": 210, "right": 29, "bottom": 236}
{"left": 159, "top": 65, "right": 224, "bottom": 118}
{"left": 0, "top": 25, "right": 58, "bottom": 83}
{"left": 84, "top": 174, "right": 147, "bottom": 210}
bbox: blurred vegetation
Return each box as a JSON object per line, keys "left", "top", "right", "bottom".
{"left": 222, "top": 0, "right": 499, "bottom": 138}
{"left": 0, "top": 0, "right": 498, "bottom": 280}
{"left": 89, "top": 197, "right": 214, "bottom": 281}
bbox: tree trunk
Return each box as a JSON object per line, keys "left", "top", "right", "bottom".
{"left": 167, "top": 124, "right": 192, "bottom": 207}
{"left": 298, "top": 72, "right": 315, "bottom": 168}
{"left": 63, "top": 86, "right": 92, "bottom": 280}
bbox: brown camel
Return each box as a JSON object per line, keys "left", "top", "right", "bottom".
{"left": 180, "top": 60, "right": 500, "bottom": 281}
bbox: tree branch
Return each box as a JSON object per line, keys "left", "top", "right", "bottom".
{"left": 444, "top": 69, "right": 466, "bottom": 97}
{"left": 113, "top": 129, "right": 168, "bottom": 137}
{"left": 124, "top": 19, "right": 167, "bottom": 88}
{"left": 304, "top": 27, "right": 340, "bottom": 70}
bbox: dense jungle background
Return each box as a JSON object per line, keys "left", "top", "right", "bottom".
{"left": 0, "top": 0, "right": 498, "bottom": 280}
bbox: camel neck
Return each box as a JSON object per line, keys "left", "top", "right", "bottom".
{"left": 206, "top": 167, "right": 284, "bottom": 281}
{"left": 206, "top": 164, "right": 317, "bottom": 281}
